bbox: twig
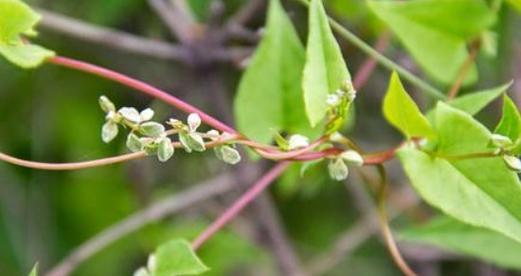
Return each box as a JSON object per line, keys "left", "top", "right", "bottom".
{"left": 376, "top": 165, "right": 417, "bottom": 276}
{"left": 306, "top": 185, "right": 419, "bottom": 275}
{"left": 45, "top": 172, "right": 237, "bottom": 276}
{"left": 192, "top": 162, "right": 290, "bottom": 249}
{"left": 447, "top": 41, "right": 481, "bottom": 100}
{"left": 147, "top": 0, "right": 197, "bottom": 44}
{"left": 35, "top": 9, "right": 250, "bottom": 64}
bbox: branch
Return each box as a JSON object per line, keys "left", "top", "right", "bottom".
{"left": 35, "top": 9, "right": 250, "bottom": 64}
{"left": 36, "top": 9, "right": 187, "bottom": 61}
{"left": 447, "top": 40, "right": 481, "bottom": 100}
{"left": 147, "top": 0, "right": 197, "bottom": 44}
{"left": 192, "top": 162, "right": 290, "bottom": 249}
{"left": 45, "top": 172, "right": 237, "bottom": 276}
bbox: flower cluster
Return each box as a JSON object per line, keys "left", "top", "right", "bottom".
{"left": 325, "top": 80, "right": 357, "bottom": 134}
{"left": 99, "top": 96, "right": 241, "bottom": 164}
{"left": 490, "top": 134, "right": 521, "bottom": 172}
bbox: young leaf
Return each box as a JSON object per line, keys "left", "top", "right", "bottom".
{"left": 383, "top": 72, "right": 434, "bottom": 139}
{"left": 0, "top": 0, "right": 55, "bottom": 68}
{"left": 302, "top": 0, "right": 351, "bottom": 127}
{"left": 449, "top": 82, "right": 511, "bottom": 116}
{"left": 151, "top": 239, "right": 209, "bottom": 276}
{"left": 401, "top": 216, "right": 521, "bottom": 270}
{"left": 234, "top": 0, "right": 315, "bottom": 144}
{"left": 28, "top": 263, "right": 38, "bottom": 276}
{"left": 495, "top": 95, "right": 521, "bottom": 154}
{"left": 398, "top": 103, "right": 521, "bottom": 244}
{"left": 368, "top": 0, "right": 495, "bottom": 85}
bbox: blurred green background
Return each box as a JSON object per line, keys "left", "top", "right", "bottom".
{"left": 1, "top": 0, "right": 520, "bottom": 275}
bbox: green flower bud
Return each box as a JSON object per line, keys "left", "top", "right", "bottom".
{"left": 215, "top": 145, "right": 241, "bottom": 165}
{"left": 157, "top": 137, "right": 174, "bottom": 162}
{"left": 340, "top": 150, "right": 364, "bottom": 166}
{"left": 99, "top": 95, "right": 116, "bottom": 113}
{"left": 139, "top": 122, "right": 165, "bottom": 138}
{"left": 179, "top": 132, "right": 206, "bottom": 152}
{"left": 328, "top": 158, "right": 348, "bottom": 181}
{"left": 126, "top": 133, "right": 143, "bottom": 152}
{"left": 491, "top": 134, "right": 513, "bottom": 149}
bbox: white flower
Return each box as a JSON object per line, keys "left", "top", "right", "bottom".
{"left": 328, "top": 158, "right": 348, "bottom": 181}
{"left": 288, "top": 134, "right": 310, "bottom": 150}
{"left": 326, "top": 94, "right": 341, "bottom": 107}
{"left": 187, "top": 113, "right": 201, "bottom": 132}
{"left": 340, "top": 150, "right": 364, "bottom": 166}
{"left": 118, "top": 107, "right": 142, "bottom": 123}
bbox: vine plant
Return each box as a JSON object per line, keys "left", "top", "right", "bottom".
{"left": 1, "top": 0, "right": 521, "bottom": 275}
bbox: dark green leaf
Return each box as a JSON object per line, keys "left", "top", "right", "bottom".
{"left": 302, "top": 0, "right": 351, "bottom": 126}
{"left": 383, "top": 72, "right": 434, "bottom": 139}
{"left": 234, "top": 0, "right": 316, "bottom": 144}
{"left": 401, "top": 216, "right": 521, "bottom": 270}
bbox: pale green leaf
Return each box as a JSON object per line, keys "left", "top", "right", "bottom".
{"left": 495, "top": 95, "right": 521, "bottom": 154}
{"left": 398, "top": 103, "right": 521, "bottom": 244}
{"left": 0, "top": 43, "right": 54, "bottom": 68}
{"left": 302, "top": 0, "right": 351, "bottom": 126}
{"left": 401, "top": 216, "right": 521, "bottom": 270}
{"left": 0, "top": 0, "right": 55, "bottom": 68}
{"left": 234, "top": 0, "right": 316, "bottom": 144}
{"left": 28, "top": 263, "right": 38, "bottom": 276}
{"left": 507, "top": 0, "right": 521, "bottom": 13}
{"left": 151, "top": 239, "right": 209, "bottom": 276}
{"left": 383, "top": 72, "right": 434, "bottom": 139}
{"left": 368, "top": 0, "right": 495, "bottom": 85}
{"left": 449, "top": 82, "right": 511, "bottom": 116}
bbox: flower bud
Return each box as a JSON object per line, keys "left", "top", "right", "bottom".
{"left": 99, "top": 95, "right": 116, "bottom": 113}
{"left": 126, "top": 133, "right": 143, "bottom": 152}
{"left": 179, "top": 132, "right": 206, "bottom": 152}
{"left": 118, "top": 107, "right": 141, "bottom": 123}
{"left": 328, "top": 158, "right": 349, "bottom": 181}
{"left": 340, "top": 150, "right": 364, "bottom": 166}
{"left": 326, "top": 94, "right": 341, "bottom": 107}
{"left": 157, "top": 137, "right": 174, "bottom": 162}
{"left": 101, "top": 121, "right": 118, "bottom": 143}
{"left": 491, "top": 134, "right": 513, "bottom": 149}
{"left": 215, "top": 145, "right": 241, "bottom": 165}
{"left": 288, "top": 134, "right": 309, "bottom": 150}
{"left": 503, "top": 155, "right": 521, "bottom": 173}
{"left": 206, "top": 130, "right": 220, "bottom": 141}
{"left": 139, "top": 122, "right": 165, "bottom": 138}
{"left": 187, "top": 113, "right": 201, "bottom": 132}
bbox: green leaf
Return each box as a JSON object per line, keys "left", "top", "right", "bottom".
{"left": 368, "top": 0, "right": 495, "bottom": 85}
{"left": 398, "top": 103, "right": 521, "bottom": 244}
{"left": 0, "top": 0, "right": 55, "bottom": 68}
{"left": 495, "top": 95, "right": 521, "bottom": 154}
{"left": 401, "top": 216, "right": 521, "bottom": 270}
{"left": 28, "top": 263, "right": 38, "bottom": 276}
{"left": 151, "top": 239, "right": 209, "bottom": 276}
{"left": 383, "top": 72, "right": 434, "bottom": 139}
{"left": 234, "top": 0, "right": 316, "bottom": 144}
{"left": 449, "top": 82, "right": 511, "bottom": 116}
{"left": 507, "top": 0, "right": 521, "bottom": 13}
{"left": 302, "top": 0, "right": 351, "bottom": 127}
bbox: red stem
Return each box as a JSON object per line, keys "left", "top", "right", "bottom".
{"left": 49, "top": 56, "right": 236, "bottom": 134}
{"left": 192, "top": 162, "right": 290, "bottom": 250}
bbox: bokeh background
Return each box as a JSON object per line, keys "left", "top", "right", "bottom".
{"left": 0, "top": 0, "right": 520, "bottom": 275}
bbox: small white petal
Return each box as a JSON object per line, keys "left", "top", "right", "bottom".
{"left": 187, "top": 113, "right": 201, "bottom": 132}
{"left": 99, "top": 95, "right": 116, "bottom": 113}
{"left": 206, "top": 130, "right": 220, "bottom": 141}
{"left": 491, "top": 134, "right": 513, "bottom": 148}
{"left": 503, "top": 155, "right": 521, "bottom": 173}
{"left": 139, "top": 122, "right": 165, "bottom": 138}
{"left": 216, "top": 146, "right": 241, "bottom": 164}
{"left": 157, "top": 137, "right": 174, "bottom": 162}
{"left": 118, "top": 107, "right": 141, "bottom": 123}
{"left": 326, "top": 94, "right": 341, "bottom": 107}
{"left": 147, "top": 254, "right": 157, "bottom": 272}
{"left": 102, "top": 122, "right": 118, "bottom": 143}
{"left": 133, "top": 267, "right": 150, "bottom": 276}
{"left": 288, "top": 134, "right": 310, "bottom": 150}
{"left": 140, "top": 108, "right": 154, "bottom": 122}
{"left": 126, "top": 133, "right": 143, "bottom": 152}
